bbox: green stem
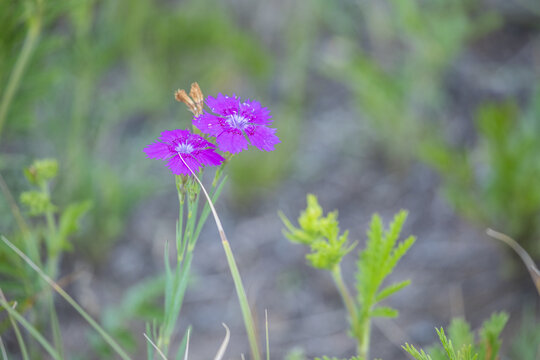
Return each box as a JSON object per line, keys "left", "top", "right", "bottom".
{"left": 331, "top": 265, "right": 357, "bottom": 322}
{"left": 39, "top": 182, "right": 64, "bottom": 357}
{"left": 357, "top": 314, "right": 371, "bottom": 360}
{"left": 355, "top": 310, "right": 371, "bottom": 359}
{"left": 1, "top": 235, "right": 133, "bottom": 360}
{"left": 330, "top": 266, "right": 370, "bottom": 359}
{"left": 0, "top": 296, "right": 61, "bottom": 360}
{"left": 0, "top": 290, "right": 30, "bottom": 360}
{"left": 178, "top": 156, "right": 261, "bottom": 360}
{"left": 222, "top": 240, "right": 261, "bottom": 360}
{"left": 0, "top": 12, "right": 42, "bottom": 142}
{"left": 48, "top": 296, "right": 64, "bottom": 359}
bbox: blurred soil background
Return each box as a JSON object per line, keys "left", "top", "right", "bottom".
{"left": 1, "top": 0, "right": 540, "bottom": 359}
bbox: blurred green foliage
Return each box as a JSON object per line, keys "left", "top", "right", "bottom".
{"left": 510, "top": 307, "right": 540, "bottom": 360}
{"left": 422, "top": 97, "right": 540, "bottom": 257}
{"left": 322, "top": 0, "right": 499, "bottom": 157}
{"left": 404, "top": 313, "right": 509, "bottom": 360}
{"left": 282, "top": 196, "right": 414, "bottom": 358}
{"left": 321, "top": 0, "right": 540, "bottom": 258}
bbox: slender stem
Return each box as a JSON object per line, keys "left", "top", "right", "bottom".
{"left": 331, "top": 265, "right": 357, "bottom": 321}
{"left": 0, "top": 335, "right": 7, "bottom": 360}
{"left": 0, "top": 290, "right": 29, "bottom": 360}
{"left": 48, "top": 296, "right": 64, "bottom": 359}
{"left": 332, "top": 265, "right": 369, "bottom": 358}
{"left": 41, "top": 184, "right": 64, "bottom": 356}
{"left": 222, "top": 241, "right": 261, "bottom": 360}
{"left": 0, "top": 296, "right": 61, "bottom": 360}
{"left": 45, "top": 210, "right": 59, "bottom": 277}
{"left": 0, "top": 13, "right": 42, "bottom": 142}
{"left": 178, "top": 156, "right": 261, "bottom": 360}
{"left": 0, "top": 235, "right": 133, "bottom": 360}
{"left": 357, "top": 315, "right": 371, "bottom": 360}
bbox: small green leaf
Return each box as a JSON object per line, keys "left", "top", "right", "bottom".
{"left": 448, "top": 318, "right": 474, "bottom": 351}
{"left": 436, "top": 327, "right": 457, "bottom": 360}
{"left": 375, "top": 280, "right": 411, "bottom": 302}
{"left": 370, "top": 306, "right": 398, "bottom": 318}
{"left": 402, "top": 343, "right": 433, "bottom": 360}
{"left": 478, "top": 312, "right": 508, "bottom": 360}
{"left": 57, "top": 200, "right": 92, "bottom": 248}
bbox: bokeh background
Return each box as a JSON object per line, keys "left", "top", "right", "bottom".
{"left": 1, "top": 0, "right": 540, "bottom": 359}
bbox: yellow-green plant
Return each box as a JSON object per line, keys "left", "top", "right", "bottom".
{"left": 403, "top": 313, "right": 508, "bottom": 360}
{"left": 281, "top": 195, "right": 415, "bottom": 359}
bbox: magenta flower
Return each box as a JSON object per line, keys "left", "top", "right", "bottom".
{"left": 193, "top": 93, "right": 280, "bottom": 154}
{"left": 144, "top": 129, "right": 225, "bottom": 175}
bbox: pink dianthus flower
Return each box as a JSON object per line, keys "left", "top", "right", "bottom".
{"left": 144, "top": 129, "right": 225, "bottom": 175}
{"left": 193, "top": 93, "right": 280, "bottom": 154}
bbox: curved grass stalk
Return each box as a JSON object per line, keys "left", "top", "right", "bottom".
{"left": 0, "top": 290, "right": 29, "bottom": 360}
{"left": 144, "top": 333, "right": 168, "bottom": 360}
{"left": 183, "top": 328, "right": 191, "bottom": 360}
{"left": 214, "top": 323, "right": 230, "bottom": 360}
{"left": 178, "top": 156, "right": 261, "bottom": 360}
{"left": 0, "top": 296, "right": 60, "bottom": 360}
{"left": 486, "top": 228, "right": 540, "bottom": 296}
{"left": 0, "top": 235, "right": 133, "bottom": 360}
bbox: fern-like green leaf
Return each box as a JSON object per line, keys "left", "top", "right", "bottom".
{"left": 403, "top": 343, "right": 433, "bottom": 360}
{"left": 370, "top": 306, "right": 398, "bottom": 318}
{"left": 385, "top": 235, "right": 416, "bottom": 276}
{"left": 478, "top": 312, "right": 508, "bottom": 360}
{"left": 356, "top": 211, "right": 414, "bottom": 317}
{"left": 448, "top": 318, "right": 474, "bottom": 351}
{"left": 436, "top": 328, "right": 457, "bottom": 360}
{"left": 375, "top": 280, "right": 411, "bottom": 302}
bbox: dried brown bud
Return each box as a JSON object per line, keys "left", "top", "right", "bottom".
{"left": 189, "top": 82, "right": 204, "bottom": 115}
{"left": 175, "top": 82, "right": 205, "bottom": 116}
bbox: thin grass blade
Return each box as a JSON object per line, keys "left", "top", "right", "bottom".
{"left": 144, "top": 333, "right": 168, "bottom": 360}
{"left": 0, "top": 235, "right": 133, "bottom": 360}
{"left": 0, "top": 335, "right": 8, "bottom": 360}
{"left": 214, "top": 323, "right": 230, "bottom": 360}
{"left": 175, "top": 326, "right": 192, "bottom": 360}
{"left": 486, "top": 228, "right": 540, "bottom": 296}
{"left": 0, "top": 297, "right": 60, "bottom": 360}
{"left": 265, "top": 310, "right": 270, "bottom": 360}
{"left": 183, "top": 327, "right": 191, "bottom": 360}
{"left": 0, "top": 290, "right": 29, "bottom": 360}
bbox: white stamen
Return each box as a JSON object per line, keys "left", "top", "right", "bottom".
{"left": 226, "top": 114, "right": 249, "bottom": 129}
{"left": 175, "top": 142, "right": 194, "bottom": 154}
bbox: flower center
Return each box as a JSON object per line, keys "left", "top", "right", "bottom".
{"left": 175, "top": 142, "right": 194, "bottom": 155}
{"left": 226, "top": 114, "right": 249, "bottom": 130}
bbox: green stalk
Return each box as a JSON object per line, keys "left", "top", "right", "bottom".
{"left": 48, "top": 296, "right": 64, "bottom": 359}
{"left": 332, "top": 265, "right": 369, "bottom": 358}
{"left": 1, "top": 235, "right": 133, "bottom": 360}
{"left": 41, "top": 184, "right": 64, "bottom": 357}
{"left": 357, "top": 313, "right": 371, "bottom": 360}
{"left": 221, "top": 240, "right": 261, "bottom": 360}
{"left": 331, "top": 265, "right": 357, "bottom": 322}
{"left": 0, "top": 296, "right": 60, "bottom": 360}
{"left": 0, "top": 11, "right": 42, "bottom": 142}
{"left": 358, "top": 320, "right": 371, "bottom": 359}
{"left": 0, "top": 290, "right": 29, "bottom": 360}
{"left": 178, "top": 156, "right": 261, "bottom": 360}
